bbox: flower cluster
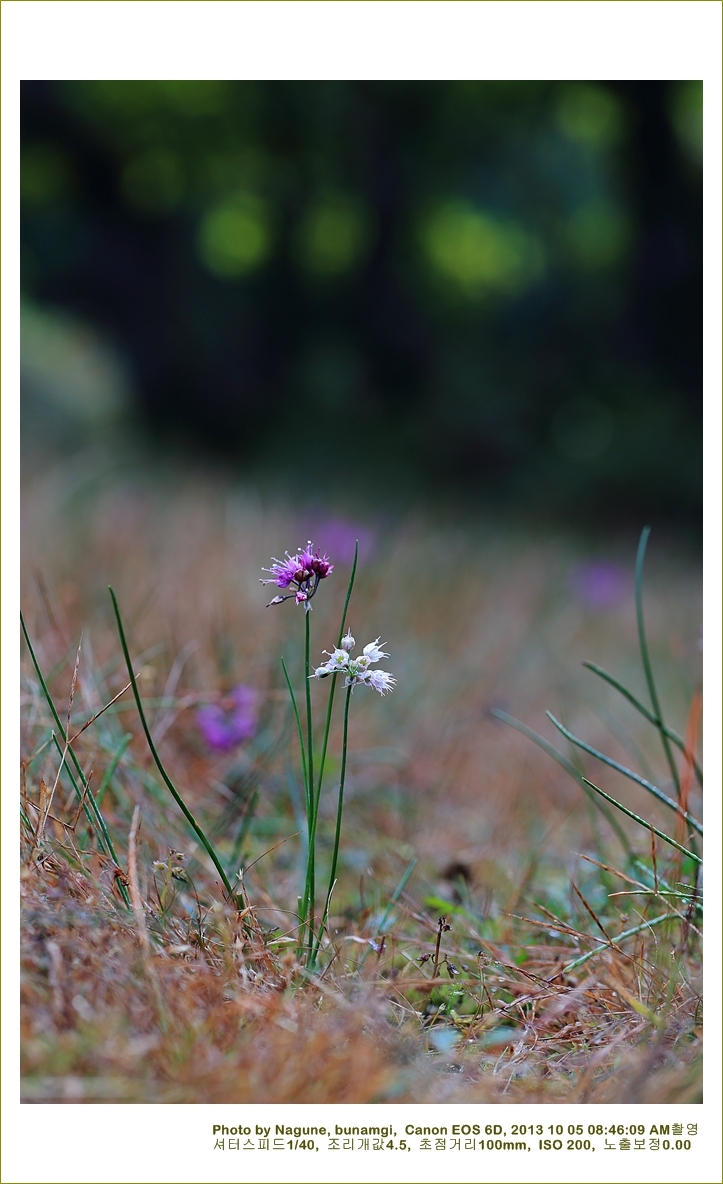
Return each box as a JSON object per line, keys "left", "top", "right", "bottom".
{"left": 311, "top": 631, "right": 396, "bottom": 695}
{"left": 261, "top": 542, "right": 334, "bottom": 608}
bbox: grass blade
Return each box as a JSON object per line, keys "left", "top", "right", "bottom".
{"left": 546, "top": 712, "right": 702, "bottom": 836}
{"left": 491, "top": 708, "right": 634, "bottom": 859}
{"left": 377, "top": 857, "right": 417, "bottom": 935}
{"left": 635, "top": 528, "right": 680, "bottom": 795}
{"left": 559, "top": 911, "right": 678, "bottom": 975}
{"left": 95, "top": 734, "right": 132, "bottom": 806}
{"left": 582, "top": 660, "right": 702, "bottom": 785}
{"left": 109, "top": 587, "right": 236, "bottom": 901}
{"left": 280, "top": 658, "right": 309, "bottom": 808}
{"left": 581, "top": 778, "right": 701, "bottom": 864}
{"left": 21, "top": 612, "right": 131, "bottom": 907}
{"left": 313, "top": 683, "right": 353, "bottom": 963}
{"left": 282, "top": 655, "right": 312, "bottom": 945}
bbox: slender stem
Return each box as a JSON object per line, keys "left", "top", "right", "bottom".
{"left": 356, "top": 856, "right": 417, "bottom": 970}
{"left": 49, "top": 732, "right": 104, "bottom": 847}
{"left": 109, "top": 588, "right": 236, "bottom": 901}
{"left": 21, "top": 612, "right": 131, "bottom": 907}
{"left": 305, "top": 542, "right": 359, "bottom": 960}
{"left": 433, "top": 916, "right": 444, "bottom": 978}
{"left": 491, "top": 708, "right": 634, "bottom": 861}
{"left": 546, "top": 713, "right": 702, "bottom": 835}
{"left": 282, "top": 655, "right": 312, "bottom": 953}
{"left": 559, "top": 911, "right": 678, "bottom": 975}
{"left": 280, "top": 658, "right": 309, "bottom": 798}
{"left": 313, "top": 541, "right": 358, "bottom": 813}
{"left": 635, "top": 528, "right": 680, "bottom": 795}
{"left": 95, "top": 734, "right": 132, "bottom": 806}
{"left": 581, "top": 778, "right": 701, "bottom": 864}
{"left": 582, "top": 661, "right": 702, "bottom": 786}
{"left": 304, "top": 609, "right": 315, "bottom": 953}
{"left": 313, "top": 684, "right": 352, "bottom": 963}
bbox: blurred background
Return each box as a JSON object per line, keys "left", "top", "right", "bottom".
{"left": 20, "top": 84, "right": 704, "bottom": 1102}
{"left": 21, "top": 80, "right": 702, "bottom": 532}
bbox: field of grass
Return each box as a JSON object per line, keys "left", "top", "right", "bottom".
{"left": 20, "top": 456, "right": 703, "bottom": 1104}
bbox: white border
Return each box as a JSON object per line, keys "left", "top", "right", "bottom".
{"left": 3, "top": 3, "right": 721, "bottom": 1183}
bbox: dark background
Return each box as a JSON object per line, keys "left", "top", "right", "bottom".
{"left": 20, "top": 80, "right": 702, "bottom": 529}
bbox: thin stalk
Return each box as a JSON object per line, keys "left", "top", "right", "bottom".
{"left": 582, "top": 661, "right": 702, "bottom": 786}
{"left": 304, "top": 609, "right": 315, "bottom": 953}
{"left": 280, "top": 658, "right": 309, "bottom": 801}
{"left": 311, "top": 542, "right": 358, "bottom": 827}
{"left": 581, "top": 778, "right": 701, "bottom": 864}
{"left": 357, "top": 857, "right": 418, "bottom": 970}
{"left": 313, "top": 684, "right": 352, "bottom": 963}
{"left": 50, "top": 733, "right": 98, "bottom": 838}
{"left": 546, "top": 713, "right": 702, "bottom": 835}
{"left": 378, "top": 857, "right": 417, "bottom": 935}
{"left": 305, "top": 542, "right": 359, "bottom": 959}
{"left": 559, "top": 911, "right": 678, "bottom": 975}
{"left": 283, "top": 652, "right": 312, "bottom": 948}
{"left": 635, "top": 528, "right": 680, "bottom": 795}
{"left": 21, "top": 613, "right": 130, "bottom": 907}
{"left": 95, "top": 734, "right": 132, "bottom": 806}
{"left": 491, "top": 708, "right": 634, "bottom": 861}
{"left": 109, "top": 588, "right": 236, "bottom": 901}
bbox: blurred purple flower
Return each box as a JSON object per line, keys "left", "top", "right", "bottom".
{"left": 197, "top": 685, "right": 258, "bottom": 752}
{"left": 303, "top": 517, "right": 375, "bottom": 565}
{"left": 571, "top": 560, "right": 627, "bottom": 607}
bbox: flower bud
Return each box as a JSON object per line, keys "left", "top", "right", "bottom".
{"left": 341, "top": 630, "right": 355, "bottom": 652}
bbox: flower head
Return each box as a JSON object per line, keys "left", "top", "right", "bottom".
{"left": 197, "top": 685, "right": 258, "bottom": 752}
{"left": 261, "top": 542, "right": 333, "bottom": 609}
{"left": 365, "top": 669, "right": 397, "bottom": 695}
{"left": 362, "top": 638, "right": 388, "bottom": 663}
{"left": 310, "top": 634, "right": 395, "bottom": 696}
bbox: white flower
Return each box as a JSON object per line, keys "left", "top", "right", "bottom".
{"left": 367, "top": 669, "right": 396, "bottom": 695}
{"left": 363, "top": 638, "right": 389, "bottom": 663}
{"left": 311, "top": 634, "right": 396, "bottom": 696}
{"left": 322, "top": 647, "right": 350, "bottom": 671}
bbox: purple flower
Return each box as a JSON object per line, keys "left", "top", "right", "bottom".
{"left": 197, "top": 685, "right": 258, "bottom": 752}
{"left": 571, "top": 560, "right": 627, "bottom": 608}
{"left": 260, "top": 542, "right": 333, "bottom": 609}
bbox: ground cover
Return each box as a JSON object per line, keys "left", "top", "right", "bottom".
{"left": 20, "top": 460, "right": 702, "bottom": 1103}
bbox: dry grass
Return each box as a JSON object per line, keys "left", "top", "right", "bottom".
{"left": 20, "top": 456, "right": 703, "bottom": 1103}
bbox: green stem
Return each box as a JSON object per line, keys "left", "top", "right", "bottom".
{"left": 304, "top": 609, "right": 315, "bottom": 953}
{"left": 305, "top": 542, "right": 359, "bottom": 961}
{"left": 581, "top": 778, "right": 701, "bottom": 864}
{"left": 281, "top": 658, "right": 309, "bottom": 799}
{"left": 95, "top": 734, "right": 132, "bottom": 806}
{"left": 582, "top": 661, "right": 702, "bottom": 786}
{"left": 109, "top": 588, "right": 236, "bottom": 901}
{"left": 635, "top": 528, "right": 680, "bottom": 796}
{"left": 491, "top": 708, "right": 634, "bottom": 862}
{"left": 281, "top": 657, "right": 311, "bottom": 953}
{"left": 312, "top": 541, "right": 358, "bottom": 818}
{"left": 21, "top": 612, "right": 130, "bottom": 907}
{"left": 313, "top": 684, "right": 352, "bottom": 963}
{"left": 50, "top": 733, "right": 109, "bottom": 851}
{"left": 546, "top": 713, "right": 702, "bottom": 835}
{"left": 559, "top": 911, "right": 678, "bottom": 975}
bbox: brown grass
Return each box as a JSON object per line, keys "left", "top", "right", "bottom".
{"left": 20, "top": 458, "right": 703, "bottom": 1103}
